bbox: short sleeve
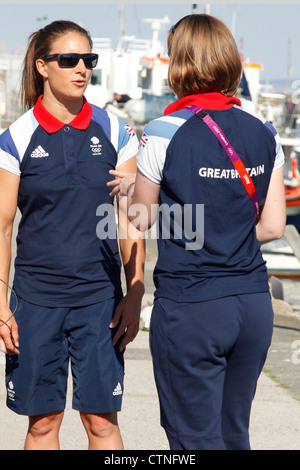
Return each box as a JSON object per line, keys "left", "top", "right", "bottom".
{"left": 0, "top": 128, "right": 21, "bottom": 176}
{"left": 273, "top": 135, "right": 285, "bottom": 172}
{"left": 116, "top": 121, "right": 139, "bottom": 167}
{"left": 136, "top": 116, "right": 184, "bottom": 183}
{"left": 137, "top": 131, "right": 169, "bottom": 184}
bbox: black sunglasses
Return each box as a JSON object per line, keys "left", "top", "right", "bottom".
{"left": 41, "top": 53, "right": 98, "bottom": 69}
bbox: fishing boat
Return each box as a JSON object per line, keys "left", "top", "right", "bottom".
{"left": 262, "top": 138, "right": 300, "bottom": 278}
{"left": 255, "top": 88, "right": 300, "bottom": 220}
{"left": 286, "top": 183, "right": 300, "bottom": 215}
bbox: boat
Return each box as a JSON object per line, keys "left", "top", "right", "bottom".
{"left": 255, "top": 82, "right": 300, "bottom": 219}
{"left": 279, "top": 139, "right": 300, "bottom": 232}
{"left": 282, "top": 143, "right": 300, "bottom": 219}
{"left": 84, "top": 15, "right": 174, "bottom": 129}
{"left": 285, "top": 184, "right": 300, "bottom": 215}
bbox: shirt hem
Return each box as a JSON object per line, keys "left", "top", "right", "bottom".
{"left": 13, "top": 287, "right": 123, "bottom": 308}
{"left": 0, "top": 162, "right": 21, "bottom": 176}
{"left": 154, "top": 285, "right": 270, "bottom": 303}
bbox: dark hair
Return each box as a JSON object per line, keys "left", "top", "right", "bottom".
{"left": 167, "top": 14, "right": 242, "bottom": 97}
{"left": 21, "top": 20, "right": 93, "bottom": 110}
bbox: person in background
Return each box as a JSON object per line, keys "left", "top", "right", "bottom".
{"left": 108, "top": 14, "right": 286, "bottom": 450}
{"left": 0, "top": 20, "right": 144, "bottom": 450}
{"left": 113, "top": 93, "right": 131, "bottom": 104}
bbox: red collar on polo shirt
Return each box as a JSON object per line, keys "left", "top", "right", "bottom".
{"left": 164, "top": 92, "right": 241, "bottom": 115}
{"left": 33, "top": 95, "right": 93, "bottom": 133}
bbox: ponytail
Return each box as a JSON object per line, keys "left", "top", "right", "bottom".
{"left": 20, "top": 20, "right": 93, "bottom": 111}
{"left": 21, "top": 32, "right": 44, "bottom": 111}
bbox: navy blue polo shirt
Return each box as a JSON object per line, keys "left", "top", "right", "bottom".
{"left": 0, "top": 96, "right": 138, "bottom": 307}
{"left": 137, "top": 93, "right": 285, "bottom": 302}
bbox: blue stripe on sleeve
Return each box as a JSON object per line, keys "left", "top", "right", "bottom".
{"left": 264, "top": 120, "right": 277, "bottom": 137}
{"left": 145, "top": 119, "right": 181, "bottom": 141}
{"left": 0, "top": 128, "right": 20, "bottom": 163}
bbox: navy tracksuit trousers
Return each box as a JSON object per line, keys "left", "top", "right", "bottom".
{"left": 150, "top": 292, "right": 273, "bottom": 450}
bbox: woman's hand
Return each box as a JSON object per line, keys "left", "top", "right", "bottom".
{"left": 107, "top": 170, "right": 136, "bottom": 197}
{"left": 109, "top": 284, "right": 144, "bottom": 351}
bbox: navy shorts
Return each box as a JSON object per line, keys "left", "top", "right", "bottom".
{"left": 6, "top": 295, "right": 124, "bottom": 416}
{"left": 150, "top": 293, "right": 274, "bottom": 450}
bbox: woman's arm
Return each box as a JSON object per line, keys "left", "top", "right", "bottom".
{"left": 0, "top": 169, "right": 20, "bottom": 354}
{"left": 256, "top": 166, "right": 286, "bottom": 244}
{"left": 109, "top": 158, "right": 146, "bottom": 350}
{"left": 108, "top": 168, "right": 160, "bottom": 231}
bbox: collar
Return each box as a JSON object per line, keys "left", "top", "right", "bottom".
{"left": 164, "top": 92, "right": 241, "bottom": 115}
{"left": 33, "top": 95, "right": 93, "bottom": 133}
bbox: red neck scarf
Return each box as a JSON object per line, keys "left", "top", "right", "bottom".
{"left": 164, "top": 92, "right": 241, "bottom": 115}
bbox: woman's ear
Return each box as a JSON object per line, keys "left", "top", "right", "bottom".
{"left": 35, "top": 59, "right": 48, "bottom": 78}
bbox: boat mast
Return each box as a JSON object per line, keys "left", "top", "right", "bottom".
{"left": 287, "top": 37, "right": 292, "bottom": 90}
{"left": 117, "top": 3, "right": 124, "bottom": 51}
{"left": 143, "top": 16, "right": 170, "bottom": 57}
{"left": 204, "top": 4, "right": 210, "bottom": 14}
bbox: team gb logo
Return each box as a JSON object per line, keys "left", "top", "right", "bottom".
{"left": 90, "top": 136, "right": 102, "bottom": 156}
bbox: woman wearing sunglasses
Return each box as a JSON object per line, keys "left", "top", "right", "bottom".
{"left": 0, "top": 20, "right": 144, "bottom": 449}
{"left": 108, "top": 14, "right": 286, "bottom": 450}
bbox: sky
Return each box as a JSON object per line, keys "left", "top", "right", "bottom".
{"left": 0, "top": 1, "right": 300, "bottom": 84}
